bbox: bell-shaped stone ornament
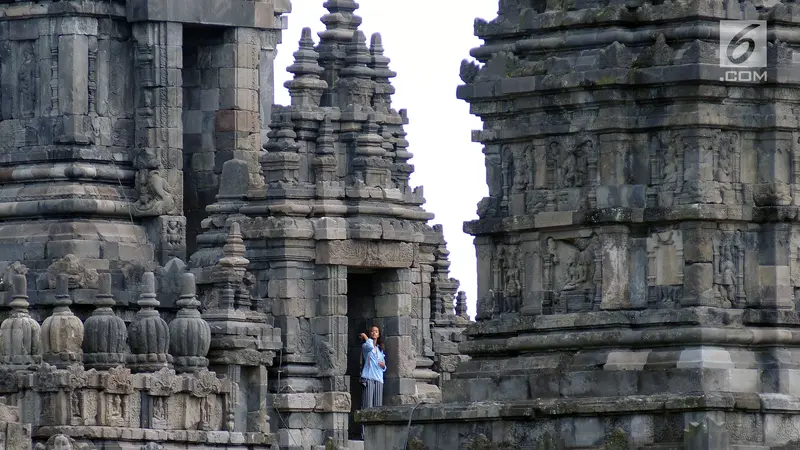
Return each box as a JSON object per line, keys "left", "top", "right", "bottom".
{"left": 0, "top": 273, "right": 41, "bottom": 368}
{"left": 169, "top": 272, "right": 211, "bottom": 373}
{"left": 128, "top": 272, "right": 171, "bottom": 372}
{"left": 40, "top": 274, "right": 84, "bottom": 368}
{"left": 83, "top": 273, "right": 128, "bottom": 370}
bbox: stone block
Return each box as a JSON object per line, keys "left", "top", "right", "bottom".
{"left": 681, "top": 263, "right": 715, "bottom": 306}
{"left": 219, "top": 88, "right": 258, "bottom": 110}
{"left": 317, "top": 295, "right": 347, "bottom": 316}
{"left": 46, "top": 240, "right": 100, "bottom": 259}
{"left": 219, "top": 67, "right": 259, "bottom": 89}
{"left": 215, "top": 109, "right": 259, "bottom": 132}
{"left": 375, "top": 294, "right": 412, "bottom": 318}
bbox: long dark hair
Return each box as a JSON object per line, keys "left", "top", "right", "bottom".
{"left": 369, "top": 324, "right": 383, "bottom": 352}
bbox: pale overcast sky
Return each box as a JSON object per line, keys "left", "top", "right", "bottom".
{"left": 274, "top": 2, "right": 499, "bottom": 318}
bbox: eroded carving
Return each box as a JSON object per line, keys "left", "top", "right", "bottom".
{"left": 46, "top": 254, "right": 99, "bottom": 289}
{"left": 316, "top": 240, "right": 414, "bottom": 267}
{"left": 545, "top": 236, "right": 598, "bottom": 313}
{"left": 714, "top": 232, "right": 744, "bottom": 308}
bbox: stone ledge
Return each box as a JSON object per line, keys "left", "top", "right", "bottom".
{"left": 460, "top": 325, "right": 800, "bottom": 355}
{"left": 357, "top": 392, "right": 800, "bottom": 425}
{"left": 0, "top": 0, "right": 126, "bottom": 20}
{"left": 33, "top": 426, "right": 276, "bottom": 445}
{"left": 125, "top": 0, "right": 283, "bottom": 28}
{"left": 458, "top": 65, "right": 800, "bottom": 102}
{"left": 462, "top": 204, "right": 798, "bottom": 235}
{"left": 463, "top": 307, "right": 800, "bottom": 337}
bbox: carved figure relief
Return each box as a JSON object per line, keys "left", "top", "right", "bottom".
{"left": 46, "top": 254, "right": 99, "bottom": 289}
{"left": 714, "top": 232, "right": 744, "bottom": 307}
{"left": 545, "top": 236, "right": 597, "bottom": 312}
{"left": 494, "top": 245, "right": 522, "bottom": 314}
{"left": 558, "top": 139, "right": 592, "bottom": 188}
{"left": 151, "top": 396, "right": 167, "bottom": 428}
{"left": 716, "top": 131, "right": 739, "bottom": 183}
{"left": 133, "top": 168, "right": 175, "bottom": 216}
{"left": 18, "top": 42, "right": 37, "bottom": 118}
{"left": 166, "top": 219, "right": 182, "bottom": 246}
{"left": 34, "top": 434, "right": 82, "bottom": 450}
{"left": 105, "top": 393, "right": 126, "bottom": 427}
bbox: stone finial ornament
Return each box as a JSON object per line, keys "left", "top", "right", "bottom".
{"left": 83, "top": 273, "right": 128, "bottom": 370}
{"left": 212, "top": 223, "right": 250, "bottom": 310}
{"left": 128, "top": 272, "right": 171, "bottom": 372}
{"left": 0, "top": 273, "right": 41, "bottom": 367}
{"left": 286, "top": 27, "right": 328, "bottom": 108}
{"left": 369, "top": 32, "right": 397, "bottom": 113}
{"left": 169, "top": 272, "right": 211, "bottom": 373}
{"left": 456, "top": 291, "right": 469, "bottom": 319}
{"left": 40, "top": 274, "right": 84, "bottom": 368}
{"left": 341, "top": 30, "right": 373, "bottom": 79}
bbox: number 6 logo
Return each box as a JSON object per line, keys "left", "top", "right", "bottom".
{"left": 720, "top": 20, "right": 767, "bottom": 68}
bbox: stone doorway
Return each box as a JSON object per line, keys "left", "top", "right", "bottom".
{"left": 346, "top": 269, "right": 380, "bottom": 440}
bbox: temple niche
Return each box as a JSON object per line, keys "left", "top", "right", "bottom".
{"left": 646, "top": 229, "right": 683, "bottom": 308}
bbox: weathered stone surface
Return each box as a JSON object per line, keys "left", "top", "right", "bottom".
{"left": 0, "top": 0, "right": 467, "bottom": 448}
{"left": 361, "top": 0, "right": 800, "bottom": 449}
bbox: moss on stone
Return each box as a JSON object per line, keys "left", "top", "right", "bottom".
{"left": 408, "top": 437, "right": 429, "bottom": 450}
{"left": 604, "top": 428, "right": 628, "bottom": 450}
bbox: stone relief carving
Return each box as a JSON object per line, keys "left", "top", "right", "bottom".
{"left": 646, "top": 230, "right": 684, "bottom": 308}
{"left": 105, "top": 366, "right": 134, "bottom": 394}
{"left": 34, "top": 434, "right": 90, "bottom": 450}
{"left": 46, "top": 254, "right": 99, "bottom": 290}
{"left": 652, "top": 131, "right": 685, "bottom": 207}
{"left": 552, "top": 137, "right": 592, "bottom": 189}
{"left": 544, "top": 236, "right": 598, "bottom": 313}
{"left": 316, "top": 240, "right": 414, "bottom": 268}
{"left": 714, "top": 232, "right": 744, "bottom": 308}
{"left": 141, "top": 443, "right": 164, "bottom": 450}
{"left": 133, "top": 168, "right": 176, "bottom": 216}
{"left": 459, "top": 59, "right": 480, "bottom": 84}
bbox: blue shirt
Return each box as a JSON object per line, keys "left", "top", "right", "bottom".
{"left": 361, "top": 338, "right": 386, "bottom": 382}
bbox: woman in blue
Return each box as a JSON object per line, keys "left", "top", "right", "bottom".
{"left": 359, "top": 325, "right": 386, "bottom": 409}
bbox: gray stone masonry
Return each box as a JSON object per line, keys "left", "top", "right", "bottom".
{"left": 189, "top": 2, "right": 469, "bottom": 448}
{"left": 0, "top": 0, "right": 287, "bottom": 313}
{"left": 0, "top": 0, "right": 469, "bottom": 448}
{"left": 359, "top": 0, "right": 800, "bottom": 448}
{"left": 0, "top": 0, "right": 292, "bottom": 448}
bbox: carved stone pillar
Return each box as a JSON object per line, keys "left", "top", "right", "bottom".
{"left": 131, "top": 21, "right": 184, "bottom": 262}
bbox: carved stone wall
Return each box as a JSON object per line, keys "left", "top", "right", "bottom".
{"left": 360, "top": 0, "right": 800, "bottom": 448}
{"left": 189, "top": 3, "right": 468, "bottom": 447}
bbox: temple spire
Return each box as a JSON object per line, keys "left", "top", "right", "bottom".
{"left": 285, "top": 28, "right": 328, "bottom": 109}
{"left": 369, "top": 33, "right": 397, "bottom": 114}
{"left": 337, "top": 30, "right": 375, "bottom": 111}
{"left": 317, "top": 0, "right": 363, "bottom": 105}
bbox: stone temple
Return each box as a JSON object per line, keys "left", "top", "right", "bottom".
{"left": 0, "top": 0, "right": 471, "bottom": 449}
{"left": 359, "top": 0, "right": 800, "bottom": 449}
{"left": 3, "top": 0, "right": 800, "bottom": 448}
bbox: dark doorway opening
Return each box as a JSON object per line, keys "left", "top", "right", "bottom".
{"left": 346, "top": 270, "right": 379, "bottom": 440}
